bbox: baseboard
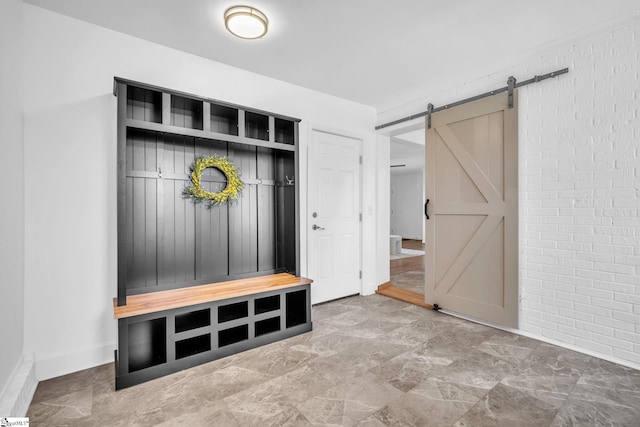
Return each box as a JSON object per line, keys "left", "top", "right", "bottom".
{"left": 36, "top": 342, "right": 115, "bottom": 381}
{"left": 515, "top": 330, "right": 640, "bottom": 372}
{"left": 440, "top": 309, "right": 640, "bottom": 372}
{"left": 0, "top": 354, "right": 37, "bottom": 417}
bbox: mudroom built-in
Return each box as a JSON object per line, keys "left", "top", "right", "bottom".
{"left": 112, "top": 78, "right": 312, "bottom": 389}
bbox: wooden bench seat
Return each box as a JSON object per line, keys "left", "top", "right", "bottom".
{"left": 113, "top": 273, "right": 313, "bottom": 319}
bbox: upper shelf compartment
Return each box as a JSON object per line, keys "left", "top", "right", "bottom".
{"left": 210, "top": 104, "right": 239, "bottom": 136}
{"left": 245, "top": 112, "right": 295, "bottom": 145}
{"left": 245, "top": 111, "right": 269, "bottom": 141}
{"left": 126, "top": 86, "right": 162, "bottom": 123}
{"left": 171, "top": 95, "right": 203, "bottom": 130}
{"left": 116, "top": 77, "right": 300, "bottom": 149}
{"left": 275, "top": 118, "right": 295, "bottom": 145}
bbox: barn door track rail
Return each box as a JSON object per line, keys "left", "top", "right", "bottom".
{"left": 375, "top": 67, "right": 569, "bottom": 130}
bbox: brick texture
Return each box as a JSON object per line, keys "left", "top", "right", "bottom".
{"left": 518, "top": 19, "right": 640, "bottom": 365}
{"left": 392, "top": 16, "right": 640, "bottom": 366}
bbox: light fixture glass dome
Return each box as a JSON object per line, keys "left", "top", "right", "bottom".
{"left": 224, "top": 6, "right": 268, "bottom": 39}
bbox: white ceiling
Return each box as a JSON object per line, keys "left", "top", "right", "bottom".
{"left": 23, "top": 0, "right": 640, "bottom": 172}
{"left": 24, "top": 0, "right": 640, "bottom": 114}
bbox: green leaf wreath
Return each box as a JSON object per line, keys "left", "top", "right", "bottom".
{"left": 186, "top": 155, "right": 244, "bottom": 206}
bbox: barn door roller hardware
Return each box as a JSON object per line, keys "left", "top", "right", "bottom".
{"left": 376, "top": 67, "right": 569, "bottom": 130}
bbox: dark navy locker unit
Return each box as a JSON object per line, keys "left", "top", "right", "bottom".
{"left": 112, "top": 78, "right": 310, "bottom": 389}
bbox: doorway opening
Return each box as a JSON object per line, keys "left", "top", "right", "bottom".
{"left": 378, "top": 125, "right": 430, "bottom": 307}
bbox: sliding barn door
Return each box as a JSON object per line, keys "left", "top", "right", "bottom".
{"left": 425, "top": 92, "right": 518, "bottom": 328}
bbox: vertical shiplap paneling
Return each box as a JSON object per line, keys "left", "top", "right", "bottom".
{"left": 130, "top": 178, "right": 149, "bottom": 288}
{"left": 127, "top": 129, "right": 159, "bottom": 289}
{"left": 157, "top": 132, "right": 175, "bottom": 286}
{"left": 228, "top": 144, "right": 258, "bottom": 274}
{"left": 130, "top": 129, "right": 145, "bottom": 171}
{"left": 183, "top": 136, "right": 197, "bottom": 283}
{"left": 144, "top": 177, "right": 158, "bottom": 288}
{"left": 123, "top": 86, "right": 295, "bottom": 292}
{"left": 125, "top": 177, "right": 137, "bottom": 287}
{"left": 195, "top": 139, "right": 229, "bottom": 280}
{"left": 257, "top": 147, "right": 276, "bottom": 271}
{"left": 158, "top": 176, "right": 176, "bottom": 286}
{"left": 157, "top": 134, "right": 199, "bottom": 286}
{"left": 275, "top": 151, "right": 297, "bottom": 273}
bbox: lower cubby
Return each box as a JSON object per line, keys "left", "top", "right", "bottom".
{"left": 255, "top": 316, "right": 281, "bottom": 337}
{"left": 218, "top": 324, "right": 249, "bottom": 347}
{"left": 115, "top": 282, "right": 311, "bottom": 389}
{"left": 286, "top": 289, "right": 307, "bottom": 328}
{"left": 127, "top": 318, "right": 166, "bottom": 372}
{"left": 176, "top": 334, "right": 211, "bottom": 360}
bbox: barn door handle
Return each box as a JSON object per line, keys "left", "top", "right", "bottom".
{"left": 424, "top": 199, "right": 430, "bottom": 220}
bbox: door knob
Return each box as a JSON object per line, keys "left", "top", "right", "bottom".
{"left": 312, "top": 224, "right": 325, "bottom": 230}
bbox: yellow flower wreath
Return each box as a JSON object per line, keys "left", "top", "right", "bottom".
{"left": 187, "top": 155, "right": 244, "bottom": 206}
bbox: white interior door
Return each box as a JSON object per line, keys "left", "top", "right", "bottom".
{"left": 308, "top": 129, "right": 361, "bottom": 304}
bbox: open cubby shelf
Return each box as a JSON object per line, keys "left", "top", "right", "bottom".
{"left": 245, "top": 111, "right": 269, "bottom": 141}
{"left": 255, "top": 294, "right": 280, "bottom": 314}
{"left": 210, "top": 104, "right": 239, "bottom": 136}
{"left": 116, "top": 77, "right": 296, "bottom": 145}
{"left": 275, "top": 118, "right": 295, "bottom": 145}
{"left": 176, "top": 334, "right": 211, "bottom": 360}
{"left": 175, "top": 308, "right": 210, "bottom": 333}
{"left": 219, "top": 301, "right": 248, "bottom": 324}
{"left": 115, "top": 281, "right": 311, "bottom": 389}
{"left": 171, "top": 95, "right": 203, "bottom": 130}
{"left": 113, "top": 78, "right": 310, "bottom": 390}
{"left": 126, "top": 86, "right": 162, "bottom": 123}
{"left": 255, "top": 316, "right": 281, "bottom": 337}
{"left": 127, "top": 318, "right": 166, "bottom": 373}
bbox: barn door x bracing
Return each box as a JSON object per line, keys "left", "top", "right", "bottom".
{"left": 425, "top": 92, "right": 518, "bottom": 328}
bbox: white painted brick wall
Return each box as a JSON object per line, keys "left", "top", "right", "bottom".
{"left": 518, "top": 17, "right": 640, "bottom": 366}
{"left": 540, "top": 17, "right": 636, "bottom": 363}
{"left": 380, "top": 14, "right": 640, "bottom": 368}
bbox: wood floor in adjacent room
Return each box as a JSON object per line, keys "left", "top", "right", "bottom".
{"left": 390, "top": 239, "right": 425, "bottom": 295}
{"left": 27, "top": 293, "right": 640, "bottom": 426}
{"left": 390, "top": 239, "right": 425, "bottom": 276}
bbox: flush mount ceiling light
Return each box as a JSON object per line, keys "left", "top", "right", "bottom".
{"left": 224, "top": 6, "right": 269, "bottom": 39}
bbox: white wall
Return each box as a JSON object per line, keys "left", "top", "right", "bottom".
{"left": 379, "top": 15, "right": 640, "bottom": 368}
{"left": 376, "top": 135, "right": 391, "bottom": 286}
{"left": 0, "top": 0, "right": 30, "bottom": 416}
{"left": 361, "top": 130, "right": 384, "bottom": 295}
{"left": 390, "top": 171, "right": 423, "bottom": 240}
{"left": 22, "top": 4, "right": 380, "bottom": 380}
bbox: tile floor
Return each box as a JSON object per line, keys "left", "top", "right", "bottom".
{"left": 27, "top": 291, "right": 640, "bottom": 426}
